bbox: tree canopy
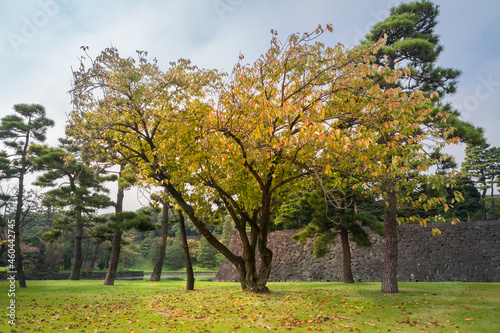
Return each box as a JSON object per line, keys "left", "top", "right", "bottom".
{"left": 68, "top": 25, "right": 460, "bottom": 292}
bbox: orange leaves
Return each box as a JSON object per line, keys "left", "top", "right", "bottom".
{"left": 386, "top": 76, "right": 397, "bottom": 84}
{"left": 430, "top": 91, "right": 439, "bottom": 99}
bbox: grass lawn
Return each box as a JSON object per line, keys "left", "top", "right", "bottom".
{"left": 1, "top": 280, "right": 498, "bottom": 332}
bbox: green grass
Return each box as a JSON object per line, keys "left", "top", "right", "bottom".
{"left": 1, "top": 280, "right": 498, "bottom": 332}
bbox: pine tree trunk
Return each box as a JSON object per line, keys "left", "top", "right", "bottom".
{"left": 491, "top": 184, "right": 497, "bottom": 220}
{"left": 13, "top": 116, "right": 33, "bottom": 288}
{"left": 481, "top": 189, "right": 487, "bottom": 221}
{"left": 14, "top": 212, "right": 26, "bottom": 288}
{"left": 178, "top": 210, "right": 194, "bottom": 290}
{"left": 340, "top": 226, "right": 354, "bottom": 283}
{"left": 382, "top": 186, "right": 398, "bottom": 293}
{"left": 69, "top": 215, "right": 83, "bottom": 280}
{"left": 103, "top": 173, "right": 125, "bottom": 286}
{"left": 103, "top": 230, "right": 121, "bottom": 286}
{"left": 150, "top": 203, "right": 169, "bottom": 281}
{"left": 13, "top": 162, "right": 27, "bottom": 288}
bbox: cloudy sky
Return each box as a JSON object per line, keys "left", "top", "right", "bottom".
{"left": 1, "top": 0, "right": 499, "bottom": 207}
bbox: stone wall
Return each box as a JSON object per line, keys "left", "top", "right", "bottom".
{"left": 214, "top": 221, "right": 500, "bottom": 282}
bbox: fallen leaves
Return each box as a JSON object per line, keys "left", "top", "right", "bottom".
{"left": 8, "top": 281, "right": 499, "bottom": 333}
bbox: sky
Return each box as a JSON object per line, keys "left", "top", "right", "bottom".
{"left": 1, "top": 0, "right": 499, "bottom": 209}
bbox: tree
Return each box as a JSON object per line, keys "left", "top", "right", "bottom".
{"left": 290, "top": 182, "right": 383, "bottom": 283}
{"left": 177, "top": 209, "right": 195, "bottom": 290}
{"left": 444, "top": 175, "right": 481, "bottom": 222}
{"left": 94, "top": 209, "right": 155, "bottom": 285}
{"left": 149, "top": 196, "right": 170, "bottom": 281}
{"left": 101, "top": 164, "right": 156, "bottom": 286}
{"left": 461, "top": 143, "right": 500, "bottom": 221}
{"left": 68, "top": 27, "right": 445, "bottom": 293}
{"left": 486, "top": 147, "right": 500, "bottom": 220}
{"left": 273, "top": 189, "right": 315, "bottom": 230}
{"left": 0, "top": 103, "right": 54, "bottom": 288}
{"left": 30, "top": 138, "right": 114, "bottom": 280}
{"left": 361, "top": 0, "right": 473, "bottom": 293}
{"left": 163, "top": 228, "right": 184, "bottom": 271}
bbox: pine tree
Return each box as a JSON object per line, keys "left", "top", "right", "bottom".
{"left": 150, "top": 198, "right": 171, "bottom": 281}
{"left": 197, "top": 236, "right": 220, "bottom": 269}
{"left": 30, "top": 138, "right": 114, "bottom": 280}
{"left": 293, "top": 184, "right": 383, "bottom": 283}
{"left": 273, "top": 190, "right": 315, "bottom": 230}
{"left": 462, "top": 144, "right": 500, "bottom": 221}
{"left": 93, "top": 209, "right": 155, "bottom": 285}
{"left": 164, "top": 227, "right": 185, "bottom": 270}
{"left": 362, "top": 0, "right": 483, "bottom": 293}
{"left": 0, "top": 104, "right": 54, "bottom": 287}
{"left": 445, "top": 176, "right": 482, "bottom": 222}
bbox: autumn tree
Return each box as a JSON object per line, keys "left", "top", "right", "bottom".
{"left": 0, "top": 103, "right": 54, "bottom": 288}
{"left": 68, "top": 26, "right": 448, "bottom": 293}
{"left": 30, "top": 138, "right": 114, "bottom": 279}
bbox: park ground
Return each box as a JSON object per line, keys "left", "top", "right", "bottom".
{"left": 1, "top": 280, "right": 499, "bottom": 332}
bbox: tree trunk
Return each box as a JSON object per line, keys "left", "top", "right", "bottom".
{"left": 150, "top": 203, "right": 169, "bottom": 281}
{"left": 14, "top": 204, "right": 26, "bottom": 288}
{"left": 481, "top": 189, "right": 487, "bottom": 221}
{"left": 340, "top": 226, "right": 354, "bottom": 283}
{"left": 382, "top": 186, "right": 398, "bottom": 293}
{"left": 103, "top": 230, "right": 122, "bottom": 285}
{"left": 103, "top": 172, "right": 125, "bottom": 286}
{"left": 163, "top": 181, "right": 271, "bottom": 292}
{"left": 257, "top": 194, "right": 273, "bottom": 292}
{"left": 69, "top": 215, "right": 83, "bottom": 280}
{"left": 163, "top": 181, "right": 245, "bottom": 267}
{"left": 178, "top": 210, "right": 194, "bottom": 290}
{"left": 491, "top": 184, "right": 497, "bottom": 220}
{"left": 13, "top": 165, "right": 27, "bottom": 287}
{"left": 240, "top": 194, "right": 273, "bottom": 294}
